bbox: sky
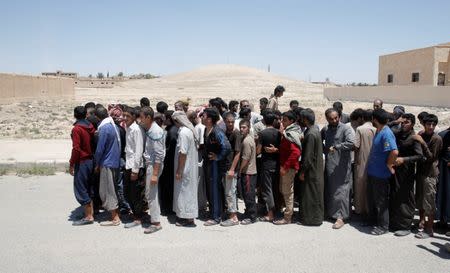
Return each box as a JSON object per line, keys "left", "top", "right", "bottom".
{"left": 1, "top": 0, "right": 449, "bottom": 84}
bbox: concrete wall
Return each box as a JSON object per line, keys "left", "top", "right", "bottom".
{"left": 324, "top": 86, "right": 450, "bottom": 108}
{"left": 0, "top": 73, "right": 74, "bottom": 103}
{"left": 378, "top": 47, "right": 437, "bottom": 86}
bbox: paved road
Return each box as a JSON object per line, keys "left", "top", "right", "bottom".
{"left": 0, "top": 174, "right": 449, "bottom": 273}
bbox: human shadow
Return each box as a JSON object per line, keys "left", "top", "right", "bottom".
{"left": 67, "top": 206, "right": 84, "bottom": 222}
{"left": 417, "top": 242, "right": 450, "bottom": 259}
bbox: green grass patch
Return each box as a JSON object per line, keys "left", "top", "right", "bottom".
{"left": 16, "top": 165, "right": 56, "bottom": 177}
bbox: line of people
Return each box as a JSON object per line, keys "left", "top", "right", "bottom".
{"left": 68, "top": 86, "right": 450, "bottom": 239}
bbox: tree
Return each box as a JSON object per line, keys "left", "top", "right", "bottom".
{"left": 97, "top": 72, "right": 104, "bottom": 79}
{"left": 117, "top": 72, "right": 124, "bottom": 77}
{"left": 88, "top": 74, "right": 92, "bottom": 78}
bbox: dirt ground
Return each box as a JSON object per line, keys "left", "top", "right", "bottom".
{"left": 1, "top": 64, "right": 449, "bottom": 139}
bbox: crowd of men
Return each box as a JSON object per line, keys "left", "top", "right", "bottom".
{"left": 69, "top": 85, "right": 450, "bottom": 241}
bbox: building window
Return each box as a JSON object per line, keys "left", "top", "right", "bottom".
{"left": 387, "top": 74, "right": 393, "bottom": 83}
{"left": 412, "top": 73, "right": 420, "bottom": 82}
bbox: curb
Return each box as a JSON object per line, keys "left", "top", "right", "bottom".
{"left": 0, "top": 160, "right": 68, "bottom": 175}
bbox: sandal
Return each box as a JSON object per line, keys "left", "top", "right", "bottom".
{"left": 176, "top": 220, "right": 197, "bottom": 227}
{"left": 203, "top": 219, "right": 220, "bottom": 226}
{"left": 100, "top": 220, "right": 121, "bottom": 226}
{"left": 144, "top": 225, "right": 162, "bottom": 234}
{"left": 371, "top": 227, "right": 388, "bottom": 236}
{"left": 258, "top": 216, "right": 274, "bottom": 222}
{"left": 240, "top": 218, "right": 257, "bottom": 225}
{"left": 415, "top": 231, "right": 433, "bottom": 239}
{"left": 273, "top": 218, "right": 291, "bottom": 225}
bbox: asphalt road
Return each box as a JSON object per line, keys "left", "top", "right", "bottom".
{"left": 0, "top": 173, "right": 449, "bottom": 273}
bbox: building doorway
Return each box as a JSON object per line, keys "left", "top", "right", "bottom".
{"left": 438, "top": 73, "right": 445, "bottom": 86}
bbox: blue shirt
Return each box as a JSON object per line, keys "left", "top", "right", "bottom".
{"left": 95, "top": 123, "right": 121, "bottom": 168}
{"left": 367, "top": 126, "right": 398, "bottom": 179}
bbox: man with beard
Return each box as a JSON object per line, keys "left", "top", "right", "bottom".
{"left": 298, "top": 108, "right": 324, "bottom": 226}
{"left": 390, "top": 113, "right": 423, "bottom": 236}
{"left": 321, "top": 108, "right": 355, "bottom": 229}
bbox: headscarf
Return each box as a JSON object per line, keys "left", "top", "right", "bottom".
{"left": 108, "top": 104, "right": 126, "bottom": 128}
{"left": 172, "top": 110, "right": 199, "bottom": 147}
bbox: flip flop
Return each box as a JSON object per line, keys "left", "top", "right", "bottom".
{"left": 100, "top": 220, "right": 121, "bottom": 226}
{"left": 258, "top": 216, "right": 274, "bottom": 222}
{"left": 72, "top": 218, "right": 94, "bottom": 226}
{"left": 144, "top": 225, "right": 162, "bottom": 234}
{"left": 415, "top": 231, "right": 432, "bottom": 239}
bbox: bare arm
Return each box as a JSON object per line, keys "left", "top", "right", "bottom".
{"left": 387, "top": 149, "right": 398, "bottom": 174}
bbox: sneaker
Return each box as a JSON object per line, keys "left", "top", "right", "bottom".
{"left": 124, "top": 221, "right": 141, "bottom": 229}
{"left": 394, "top": 230, "right": 411, "bottom": 237}
{"left": 72, "top": 218, "right": 94, "bottom": 226}
{"left": 220, "top": 219, "right": 239, "bottom": 227}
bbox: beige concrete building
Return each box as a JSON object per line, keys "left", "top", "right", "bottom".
{"left": 379, "top": 42, "right": 450, "bottom": 86}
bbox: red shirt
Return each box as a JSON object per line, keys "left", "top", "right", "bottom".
{"left": 279, "top": 136, "right": 301, "bottom": 170}
{"left": 70, "top": 120, "right": 95, "bottom": 167}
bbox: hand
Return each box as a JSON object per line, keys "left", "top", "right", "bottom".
{"left": 388, "top": 164, "right": 396, "bottom": 175}
{"left": 447, "top": 162, "right": 450, "bottom": 167}
{"left": 175, "top": 171, "right": 182, "bottom": 181}
{"left": 395, "top": 157, "right": 405, "bottom": 166}
{"left": 150, "top": 174, "right": 158, "bottom": 185}
{"left": 329, "top": 146, "right": 335, "bottom": 153}
{"left": 280, "top": 167, "right": 287, "bottom": 177}
{"left": 95, "top": 166, "right": 100, "bottom": 174}
{"left": 130, "top": 172, "right": 138, "bottom": 181}
{"left": 299, "top": 172, "right": 305, "bottom": 181}
{"left": 227, "top": 170, "right": 235, "bottom": 178}
{"left": 69, "top": 166, "right": 74, "bottom": 176}
{"left": 208, "top": 152, "right": 217, "bottom": 161}
{"left": 264, "top": 144, "right": 277, "bottom": 153}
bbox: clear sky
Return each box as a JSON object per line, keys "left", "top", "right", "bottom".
{"left": 1, "top": 0, "right": 449, "bottom": 83}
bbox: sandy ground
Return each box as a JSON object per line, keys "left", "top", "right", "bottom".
{"left": 0, "top": 64, "right": 449, "bottom": 139}
{"left": 0, "top": 173, "right": 449, "bottom": 273}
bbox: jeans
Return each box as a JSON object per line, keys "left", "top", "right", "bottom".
{"left": 367, "top": 175, "right": 390, "bottom": 230}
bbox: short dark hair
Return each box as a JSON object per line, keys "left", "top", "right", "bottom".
{"left": 423, "top": 114, "right": 438, "bottom": 125}
{"left": 224, "top": 111, "right": 236, "bottom": 120}
{"left": 274, "top": 85, "right": 285, "bottom": 95}
{"left": 290, "top": 100, "right": 299, "bottom": 107}
{"left": 293, "top": 107, "right": 305, "bottom": 121}
{"left": 95, "top": 106, "right": 108, "bottom": 120}
{"left": 239, "top": 108, "right": 251, "bottom": 119}
{"left": 300, "top": 108, "right": 315, "bottom": 125}
{"left": 239, "top": 119, "right": 251, "bottom": 128}
{"left": 263, "top": 111, "right": 276, "bottom": 126}
{"left": 350, "top": 108, "right": 365, "bottom": 121}
{"left": 282, "top": 110, "right": 296, "bottom": 122}
{"left": 332, "top": 101, "right": 343, "bottom": 113}
{"left": 140, "top": 106, "right": 155, "bottom": 119}
{"left": 325, "top": 108, "right": 338, "bottom": 118}
{"left": 418, "top": 111, "right": 429, "bottom": 123}
{"left": 402, "top": 113, "right": 416, "bottom": 125}
{"left": 84, "top": 102, "right": 95, "bottom": 110}
{"left": 74, "top": 106, "right": 86, "bottom": 120}
{"left": 372, "top": 109, "right": 389, "bottom": 125}
{"left": 156, "top": 101, "right": 168, "bottom": 114}
{"left": 259, "top": 97, "right": 268, "bottom": 105}
{"left": 229, "top": 100, "right": 239, "bottom": 110}
{"left": 123, "top": 106, "right": 139, "bottom": 119}
{"left": 203, "top": 108, "right": 220, "bottom": 124}
{"left": 209, "top": 98, "right": 221, "bottom": 109}
{"left": 140, "top": 97, "right": 150, "bottom": 107}
{"left": 363, "top": 109, "right": 373, "bottom": 122}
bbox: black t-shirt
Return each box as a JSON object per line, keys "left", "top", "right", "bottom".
{"left": 225, "top": 129, "right": 242, "bottom": 170}
{"left": 258, "top": 127, "right": 281, "bottom": 169}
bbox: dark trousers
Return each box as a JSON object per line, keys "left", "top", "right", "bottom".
{"left": 261, "top": 168, "right": 276, "bottom": 211}
{"left": 240, "top": 173, "right": 257, "bottom": 220}
{"left": 74, "top": 159, "right": 94, "bottom": 206}
{"left": 367, "top": 175, "right": 390, "bottom": 230}
{"left": 207, "top": 161, "right": 224, "bottom": 221}
{"left": 115, "top": 168, "right": 131, "bottom": 211}
{"left": 123, "top": 169, "right": 145, "bottom": 219}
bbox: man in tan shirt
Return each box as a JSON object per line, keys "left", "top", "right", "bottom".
{"left": 239, "top": 119, "right": 258, "bottom": 225}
